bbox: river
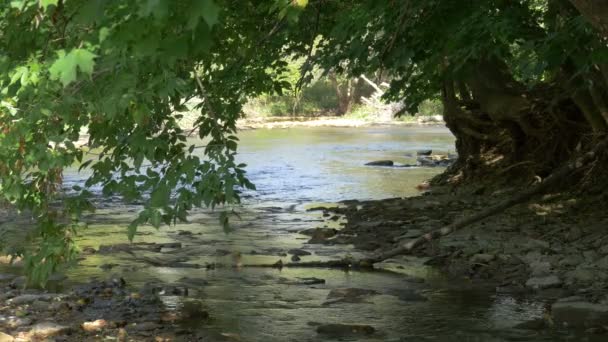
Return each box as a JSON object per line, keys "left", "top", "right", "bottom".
{"left": 2, "top": 126, "right": 584, "bottom": 341}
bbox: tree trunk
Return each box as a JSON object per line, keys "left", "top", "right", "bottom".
{"left": 569, "top": 0, "right": 608, "bottom": 37}
{"left": 572, "top": 88, "right": 608, "bottom": 132}
{"left": 329, "top": 73, "right": 356, "bottom": 115}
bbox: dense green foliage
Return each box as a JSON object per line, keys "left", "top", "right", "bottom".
{"left": 307, "top": 0, "right": 608, "bottom": 173}
{"left": 0, "top": 0, "right": 606, "bottom": 284}
{"left": 0, "top": 0, "right": 306, "bottom": 284}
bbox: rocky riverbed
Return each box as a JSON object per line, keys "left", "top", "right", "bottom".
{"left": 305, "top": 183, "right": 608, "bottom": 336}
{"left": 3, "top": 126, "right": 604, "bottom": 341}
{"left": 2, "top": 184, "right": 608, "bottom": 341}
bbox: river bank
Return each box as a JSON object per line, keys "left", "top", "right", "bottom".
{"left": 309, "top": 181, "right": 608, "bottom": 335}
{"left": 235, "top": 116, "right": 444, "bottom": 130}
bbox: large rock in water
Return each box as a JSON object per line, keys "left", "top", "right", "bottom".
{"left": 551, "top": 301, "right": 608, "bottom": 327}
{"left": 417, "top": 155, "right": 455, "bottom": 167}
{"left": 365, "top": 160, "right": 394, "bottom": 166}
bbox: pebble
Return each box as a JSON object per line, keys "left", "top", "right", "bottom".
{"left": 583, "top": 250, "right": 599, "bottom": 262}
{"left": 0, "top": 274, "right": 15, "bottom": 282}
{"left": 395, "top": 229, "right": 423, "bottom": 240}
{"left": 316, "top": 323, "right": 375, "bottom": 337}
{"left": 528, "top": 261, "right": 552, "bottom": 277}
{"left": 470, "top": 253, "right": 495, "bottom": 264}
{"left": 129, "top": 321, "right": 161, "bottom": 332}
{"left": 558, "top": 255, "right": 584, "bottom": 267}
{"left": 552, "top": 301, "right": 608, "bottom": 327}
{"left": 279, "top": 277, "right": 325, "bottom": 285}
{"left": 365, "top": 160, "right": 393, "bottom": 166}
{"left": 0, "top": 332, "right": 14, "bottom": 342}
{"left": 513, "top": 318, "right": 545, "bottom": 330}
{"left": 82, "top": 319, "right": 107, "bottom": 332}
{"left": 30, "top": 300, "right": 50, "bottom": 311}
{"left": 594, "top": 255, "right": 608, "bottom": 269}
{"left": 523, "top": 239, "right": 550, "bottom": 252}
{"left": 565, "top": 267, "right": 595, "bottom": 283}
{"left": 287, "top": 249, "right": 312, "bottom": 256}
{"left": 8, "top": 294, "right": 53, "bottom": 305}
{"left": 525, "top": 275, "right": 562, "bottom": 289}
{"left": 28, "top": 322, "right": 71, "bottom": 339}
{"left": 324, "top": 288, "right": 378, "bottom": 305}
{"left": 0, "top": 316, "right": 32, "bottom": 328}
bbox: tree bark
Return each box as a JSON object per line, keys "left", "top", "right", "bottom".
{"left": 329, "top": 73, "right": 355, "bottom": 115}
{"left": 569, "top": 0, "right": 608, "bottom": 37}
{"left": 572, "top": 88, "right": 608, "bottom": 132}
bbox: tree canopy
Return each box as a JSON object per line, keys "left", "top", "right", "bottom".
{"left": 1, "top": 0, "right": 607, "bottom": 285}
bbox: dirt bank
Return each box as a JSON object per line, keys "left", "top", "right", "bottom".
{"left": 310, "top": 182, "right": 608, "bottom": 332}
{"left": 234, "top": 116, "right": 444, "bottom": 130}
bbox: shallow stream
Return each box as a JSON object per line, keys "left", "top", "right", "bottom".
{"left": 3, "top": 126, "right": 592, "bottom": 341}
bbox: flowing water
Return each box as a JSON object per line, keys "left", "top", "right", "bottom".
{"left": 1, "top": 126, "right": 589, "bottom": 341}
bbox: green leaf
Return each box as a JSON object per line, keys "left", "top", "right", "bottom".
{"left": 127, "top": 222, "right": 138, "bottom": 241}
{"left": 99, "top": 27, "right": 110, "bottom": 43}
{"left": 150, "top": 183, "right": 170, "bottom": 207}
{"left": 39, "top": 0, "right": 58, "bottom": 10}
{"left": 139, "top": 0, "right": 169, "bottom": 18}
{"left": 150, "top": 209, "right": 162, "bottom": 228}
{"left": 49, "top": 49, "right": 97, "bottom": 87}
{"left": 188, "top": 0, "right": 220, "bottom": 29}
{"left": 219, "top": 211, "right": 231, "bottom": 233}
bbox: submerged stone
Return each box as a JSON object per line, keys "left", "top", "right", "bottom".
{"left": 416, "top": 149, "right": 432, "bottom": 156}
{"left": 365, "top": 160, "right": 394, "bottom": 166}
{"left": 470, "top": 253, "right": 495, "bottom": 264}
{"left": 324, "top": 288, "right": 379, "bottom": 305}
{"left": 303, "top": 228, "right": 338, "bottom": 244}
{"left": 0, "top": 315, "right": 32, "bottom": 328}
{"left": 8, "top": 294, "right": 53, "bottom": 305}
{"left": 0, "top": 274, "right": 15, "bottom": 282}
{"left": 513, "top": 318, "right": 546, "bottom": 330}
{"left": 82, "top": 319, "right": 107, "bottom": 332}
{"left": 278, "top": 277, "right": 325, "bottom": 285}
{"left": 28, "top": 322, "right": 71, "bottom": 339}
{"left": 395, "top": 229, "right": 423, "bottom": 241}
{"left": 525, "top": 275, "right": 562, "bottom": 289}
{"left": 552, "top": 301, "right": 608, "bottom": 327}
{"left": 316, "top": 323, "right": 375, "bottom": 337}
{"left": 287, "top": 249, "right": 312, "bottom": 256}
{"left": 565, "top": 268, "right": 595, "bottom": 284}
